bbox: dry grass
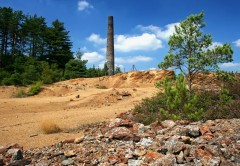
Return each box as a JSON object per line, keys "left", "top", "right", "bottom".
{"left": 95, "top": 84, "right": 108, "bottom": 89}
{"left": 40, "top": 119, "right": 62, "bottom": 134}
{"left": 66, "top": 121, "right": 102, "bottom": 133}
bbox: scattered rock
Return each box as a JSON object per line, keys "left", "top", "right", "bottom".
{"left": 105, "top": 127, "right": 132, "bottom": 140}
{"left": 74, "top": 137, "right": 84, "bottom": 144}
{"left": 166, "top": 139, "right": 186, "bottom": 154}
{"left": 161, "top": 120, "right": 176, "bottom": 128}
{"left": 62, "top": 138, "right": 75, "bottom": 144}
{"left": 121, "top": 91, "right": 131, "bottom": 96}
{"left": 128, "top": 159, "right": 143, "bottom": 166}
{"left": 61, "top": 158, "right": 74, "bottom": 165}
{"left": 1, "top": 116, "right": 239, "bottom": 165}
{"left": 108, "top": 118, "right": 133, "bottom": 128}
{"left": 64, "top": 150, "right": 76, "bottom": 157}
{"left": 176, "top": 151, "right": 184, "bottom": 164}
{"left": 154, "top": 154, "right": 177, "bottom": 166}
{"left": 187, "top": 125, "right": 200, "bottom": 137}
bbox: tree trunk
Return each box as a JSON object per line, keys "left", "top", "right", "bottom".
{"left": 187, "top": 74, "right": 193, "bottom": 97}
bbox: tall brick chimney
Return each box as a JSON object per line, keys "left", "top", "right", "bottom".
{"left": 106, "top": 16, "right": 114, "bottom": 75}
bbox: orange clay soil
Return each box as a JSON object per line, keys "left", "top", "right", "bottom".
{"left": 0, "top": 70, "right": 174, "bottom": 149}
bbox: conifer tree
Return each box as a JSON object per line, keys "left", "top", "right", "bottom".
{"left": 158, "top": 12, "right": 233, "bottom": 92}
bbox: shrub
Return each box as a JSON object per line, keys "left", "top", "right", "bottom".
{"left": 28, "top": 81, "right": 43, "bottom": 96}
{"left": 133, "top": 93, "right": 164, "bottom": 125}
{"left": 40, "top": 119, "right": 61, "bottom": 134}
{"left": 198, "top": 90, "right": 240, "bottom": 120}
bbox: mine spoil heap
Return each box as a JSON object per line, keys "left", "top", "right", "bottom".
{"left": 0, "top": 112, "right": 239, "bottom": 165}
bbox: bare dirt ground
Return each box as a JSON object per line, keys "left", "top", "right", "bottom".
{"left": 0, "top": 70, "right": 174, "bottom": 149}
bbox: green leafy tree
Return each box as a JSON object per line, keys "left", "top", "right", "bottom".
{"left": 158, "top": 12, "right": 233, "bottom": 92}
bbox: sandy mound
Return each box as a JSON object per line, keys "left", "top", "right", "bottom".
{"left": 0, "top": 70, "right": 174, "bottom": 149}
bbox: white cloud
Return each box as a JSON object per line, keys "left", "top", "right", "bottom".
{"left": 149, "top": 67, "right": 157, "bottom": 70}
{"left": 78, "top": 0, "right": 93, "bottom": 11}
{"left": 82, "top": 52, "right": 104, "bottom": 63}
{"left": 80, "top": 46, "right": 89, "bottom": 52}
{"left": 115, "top": 64, "right": 124, "bottom": 70}
{"left": 87, "top": 33, "right": 106, "bottom": 45}
{"left": 97, "top": 61, "right": 106, "bottom": 69}
{"left": 233, "top": 39, "right": 240, "bottom": 47}
{"left": 137, "top": 23, "right": 179, "bottom": 40}
{"left": 99, "top": 47, "right": 106, "bottom": 54}
{"left": 115, "top": 55, "right": 153, "bottom": 64}
{"left": 220, "top": 62, "right": 240, "bottom": 72}
{"left": 97, "top": 62, "right": 124, "bottom": 70}
{"left": 115, "top": 33, "right": 162, "bottom": 52}
{"left": 220, "top": 62, "right": 240, "bottom": 68}
{"left": 208, "top": 42, "right": 223, "bottom": 49}
{"left": 87, "top": 33, "right": 162, "bottom": 52}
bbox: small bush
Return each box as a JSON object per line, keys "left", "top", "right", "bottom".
{"left": 28, "top": 81, "right": 42, "bottom": 96}
{"left": 40, "top": 119, "right": 62, "bottom": 134}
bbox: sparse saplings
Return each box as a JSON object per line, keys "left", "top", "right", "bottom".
{"left": 158, "top": 12, "right": 233, "bottom": 93}
{"left": 159, "top": 73, "right": 204, "bottom": 121}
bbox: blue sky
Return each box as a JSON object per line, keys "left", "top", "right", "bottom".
{"left": 1, "top": 0, "right": 240, "bottom": 72}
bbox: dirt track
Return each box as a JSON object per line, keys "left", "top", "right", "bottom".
{"left": 0, "top": 70, "right": 173, "bottom": 149}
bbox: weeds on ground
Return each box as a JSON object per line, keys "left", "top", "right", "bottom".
{"left": 16, "top": 89, "right": 27, "bottom": 98}
{"left": 95, "top": 84, "right": 108, "bottom": 89}
{"left": 16, "top": 81, "right": 43, "bottom": 97}
{"left": 40, "top": 119, "right": 62, "bottom": 134}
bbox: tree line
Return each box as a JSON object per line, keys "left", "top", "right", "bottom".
{"left": 0, "top": 7, "right": 121, "bottom": 86}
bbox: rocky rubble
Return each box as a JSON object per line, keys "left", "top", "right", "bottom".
{"left": 0, "top": 113, "right": 239, "bottom": 165}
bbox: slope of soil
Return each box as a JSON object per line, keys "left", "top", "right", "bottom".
{"left": 0, "top": 70, "right": 174, "bottom": 149}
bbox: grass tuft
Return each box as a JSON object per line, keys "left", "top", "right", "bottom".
{"left": 40, "top": 119, "right": 61, "bottom": 134}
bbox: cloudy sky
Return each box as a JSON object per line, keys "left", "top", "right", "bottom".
{"left": 1, "top": 0, "right": 240, "bottom": 72}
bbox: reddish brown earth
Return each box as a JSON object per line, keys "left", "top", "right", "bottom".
{"left": 0, "top": 70, "right": 174, "bottom": 149}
